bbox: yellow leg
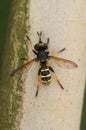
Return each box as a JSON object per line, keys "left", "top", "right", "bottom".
{"left": 35, "top": 75, "right": 40, "bottom": 96}
{"left": 26, "top": 35, "right": 38, "bottom": 55}
{"left": 53, "top": 48, "right": 66, "bottom": 57}
{"left": 47, "top": 38, "right": 49, "bottom": 44}
{"left": 49, "top": 66, "right": 64, "bottom": 89}
{"left": 20, "top": 57, "right": 30, "bottom": 62}
{"left": 26, "top": 35, "right": 32, "bottom": 49}
{"left": 35, "top": 68, "right": 41, "bottom": 96}
{"left": 54, "top": 73, "right": 64, "bottom": 89}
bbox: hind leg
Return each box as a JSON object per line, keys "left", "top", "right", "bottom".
{"left": 49, "top": 66, "right": 64, "bottom": 89}
{"left": 35, "top": 68, "right": 41, "bottom": 96}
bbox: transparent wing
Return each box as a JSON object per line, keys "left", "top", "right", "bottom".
{"left": 11, "top": 58, "right": 37, "bottom": 76}
{"left": 49, "top": 56, "right": 78, "bottom": 69}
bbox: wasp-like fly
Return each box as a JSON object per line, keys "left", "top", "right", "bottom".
{"left": 11, "top": 32, "right": 78, "bottom": 96}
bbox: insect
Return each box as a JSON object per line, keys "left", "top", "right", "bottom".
{"left": 11, "top": 32, "right": 78, "bottom": 96}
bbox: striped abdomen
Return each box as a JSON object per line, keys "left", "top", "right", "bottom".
{"left": 41, "top": 68, "right": 52, "bottom": 84}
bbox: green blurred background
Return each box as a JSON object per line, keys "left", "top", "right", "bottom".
{"left": 0, "top": 0, "right": 11, "bottom": 73}
{"left": 80, "top": 82, "right": 86, "bottom": 130}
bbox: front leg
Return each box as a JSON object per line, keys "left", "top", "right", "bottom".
{"left": 26, "top": 35, "right": 33, "bottom": 49}
{"left": 32, "top": 50, "right": 38, "bottom": 55}
{"left": 26, "top": 35, "right": 38, "bottom": 55}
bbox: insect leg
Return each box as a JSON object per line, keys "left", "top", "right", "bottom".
{"left": 26, "top": 35, "right": 38, "bottom": 55}
{"left": 49, "top": 66, "right": 64, "bottom": 89}
{"left": 20, "top": 57, "right": 30, "bottom": 62}
{"left": 26, "top": 35, "right": 33, "bottom": 49}
{"left": 35, "top": 68, "right": 41, "bottom": 97}
{"left": 32, "top": 50, "right": 38, "bottom": 55}
{"left": 47, "top": 38, "right": 49, "bottom": 44}
{"left": 58, "top": 48, "right": 66, "bottom": 53}
{"left": 53, "top": 48, "right": 66, "bottom": 57}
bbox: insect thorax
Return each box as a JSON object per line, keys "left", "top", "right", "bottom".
{"left": 37, "top": 51, "right": 48, "bottom": 60}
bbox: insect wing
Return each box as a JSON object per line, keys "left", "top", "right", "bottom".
{"left": 49, "top": 56, "right": 78, "bottom": 69}
{"left": 11, "top": 58, "right": 36, "bottom": 76}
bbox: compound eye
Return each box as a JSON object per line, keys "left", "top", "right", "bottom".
{"left": 34, "top": 44, "right": 39, "bottom": 51}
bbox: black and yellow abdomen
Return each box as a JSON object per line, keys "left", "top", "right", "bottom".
{"left": 41, "top": 68, "right": 52, "bottom": 84}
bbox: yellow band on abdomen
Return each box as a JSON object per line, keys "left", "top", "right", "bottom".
{"left": 41, "top": 74, "right": 51, "bottom": 78}
{"left": 41, "top": 69, "right": 49, "bottom": 72}
{"left": 41, "top": 78, "right": 52, "bottom": 83}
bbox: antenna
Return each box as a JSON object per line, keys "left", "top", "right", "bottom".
{"left": 37, "top": 32, "right": 42, "bottom": 42}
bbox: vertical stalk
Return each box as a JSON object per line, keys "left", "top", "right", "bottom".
{"left": 0, "top": 0, "right": 29, "bottom": 130}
